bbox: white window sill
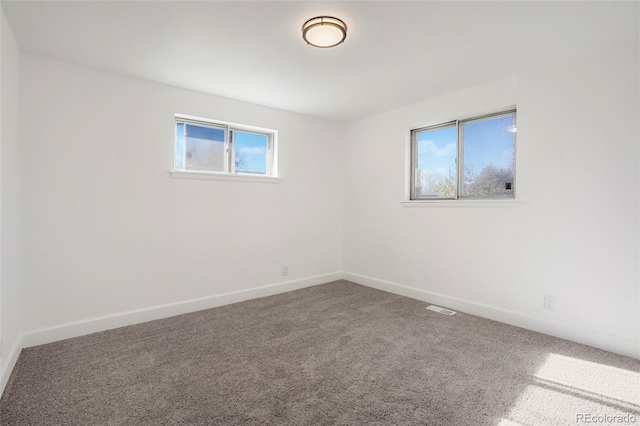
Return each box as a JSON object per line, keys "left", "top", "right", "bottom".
{"left": 401, "top": 199, "right": 523, "bottom": 208}
{"left": 169, "top": 170, "right": 281, "bottom": 183}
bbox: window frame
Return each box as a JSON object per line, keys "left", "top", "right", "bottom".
{"left": 229, "top": 128, "right": 274, "bottom": 176}
{"left": 410, "top": 120, "right": 458, "bottom": 201}
{"left": 173, "top": 114, "right": 277, "bottom": 179}
{"left": 410, "top": 109, "right": 517, "bottom": 201}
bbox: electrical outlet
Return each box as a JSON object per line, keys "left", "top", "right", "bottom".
{"left": 281, "top": 266, "right": 288, "bottom": 277}
{"left": 544, "top": 295, "right": 556, "bottom": 311}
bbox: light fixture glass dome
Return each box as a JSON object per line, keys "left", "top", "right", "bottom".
{"left": 302, "top": 16, "right": 347, "bottom": 48}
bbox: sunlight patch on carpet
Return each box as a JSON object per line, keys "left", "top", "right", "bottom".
{"left": 499, "top": 353, "right": 639, "bottom": 425}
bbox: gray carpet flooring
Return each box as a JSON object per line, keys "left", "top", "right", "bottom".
{"left": 1, "top": 280, "right": 638, "bottom": 425}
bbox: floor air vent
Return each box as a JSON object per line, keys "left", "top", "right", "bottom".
{"left": 426, "top": 305, "right": 456, "bottom": 315}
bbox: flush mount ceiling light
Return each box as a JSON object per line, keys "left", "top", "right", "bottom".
{"left": 302, "top": 16, "right": 347, "bottom": 48}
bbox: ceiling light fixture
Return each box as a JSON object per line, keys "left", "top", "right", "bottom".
{"left": 302, "top": 16, "right": 347, "bottom": 48}
{"left": 507, "top": 125, "right": 517, "bottom": 133}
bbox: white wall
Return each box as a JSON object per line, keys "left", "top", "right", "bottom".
{"left": 13, "top": 32, "right": 640, "bottom": 361}
{"left": 0, "top": 10, "right": 21, "bottom": 380}
{"left": 344, "top": 44, "right": 640, "bottom": 358}
{"left": 20, "top": 54, "right": 344, "bottom": 333}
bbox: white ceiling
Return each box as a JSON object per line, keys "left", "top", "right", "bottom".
{"left": 2, "top": 1, "right": 638, "bottom": 122}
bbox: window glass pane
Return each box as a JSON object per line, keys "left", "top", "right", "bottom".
{"left": 233, "top": 131, "right": 268, "bottom": 174}
{"left": 175, "top": 123, "right": 185, "bottom": 169}
{"left": 185, "top": 124, "right": 225, "bottom": 172}
{"left": 461, "top": 114, "right": 515, "bottom": 198}
{"left": 415, "top": 126, "right": 457, "bottom": 198}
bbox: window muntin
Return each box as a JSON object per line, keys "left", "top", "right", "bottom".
{"left": 411, "top": 110, "right": 516, "bottom": 200}
{"left": 174, "top": 116, "right": 275, "bottom": 177}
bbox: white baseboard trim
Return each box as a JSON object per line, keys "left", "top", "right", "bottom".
{"left": 1, "top": 334, "right": 24, "bottom": 397}
{"left": 22, "top": 272, "right": 343, "bottom": 349}
{"left": 343, "top": 272, "right": 640, "bottom": 360}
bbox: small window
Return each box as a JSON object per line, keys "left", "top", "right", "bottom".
{"left": 174, "top": 116, "right": 276, "bottom": 177}
{"left": 411, "top": 110, "right": 516, "bottom": 200}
